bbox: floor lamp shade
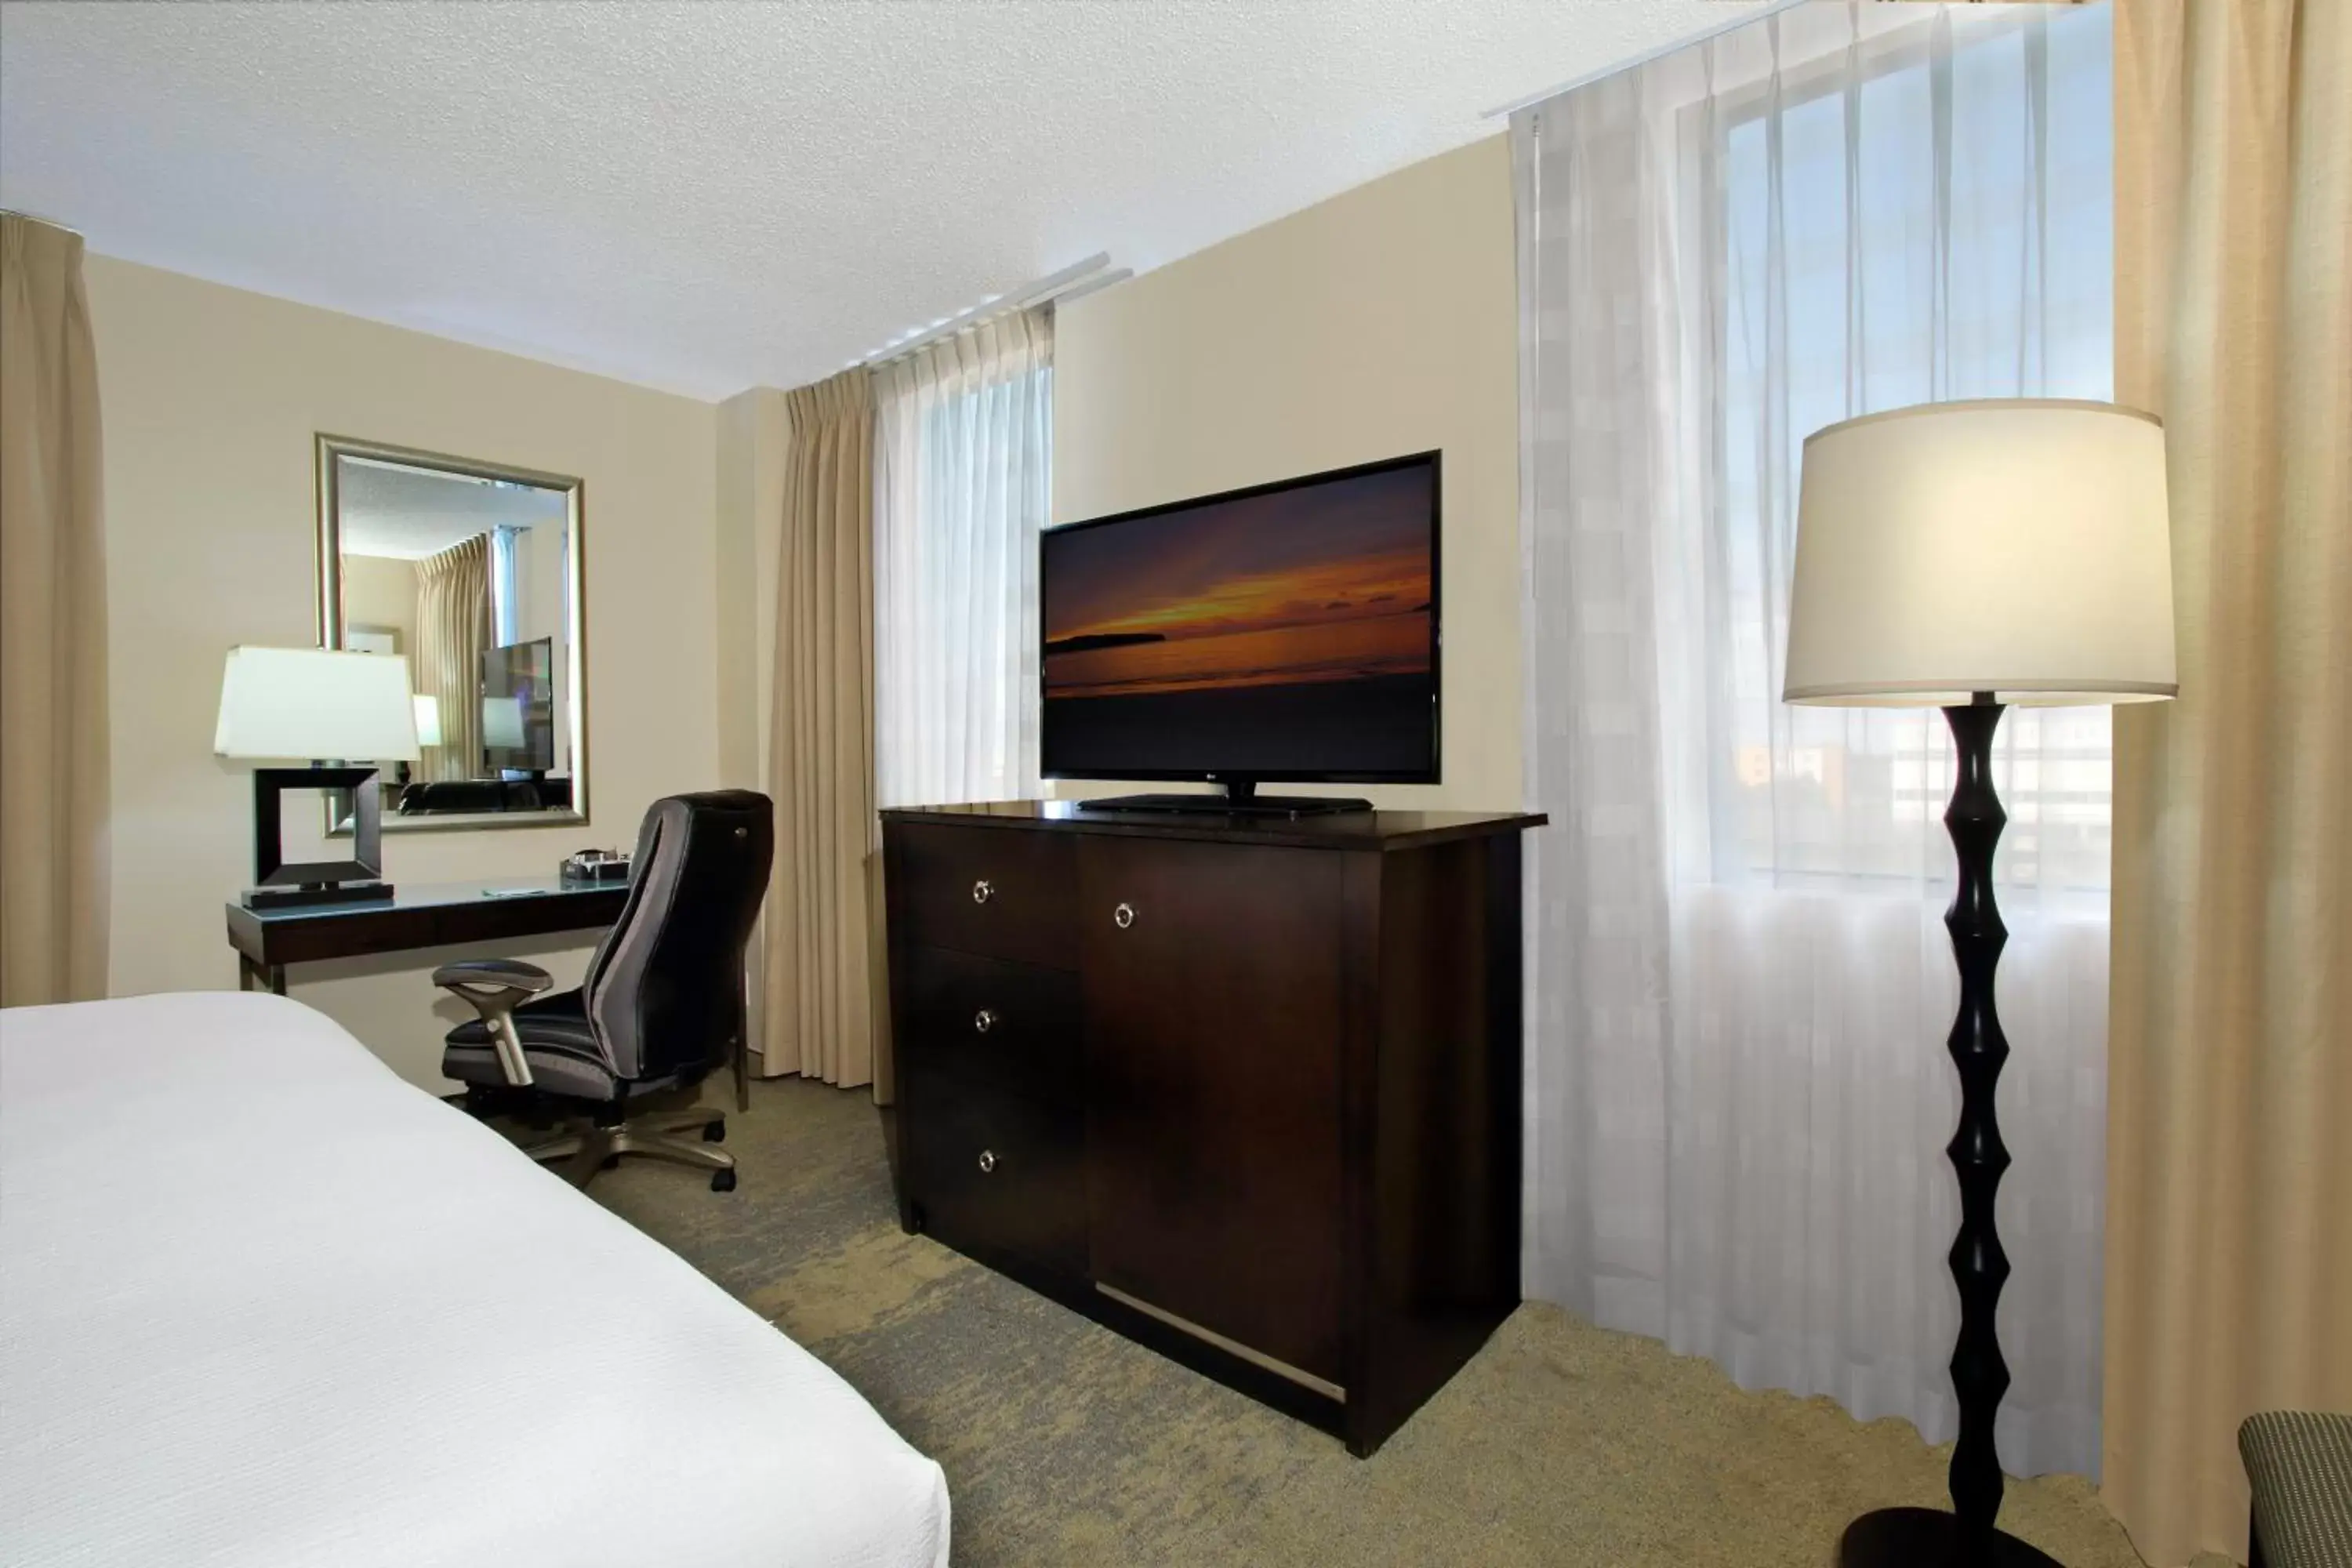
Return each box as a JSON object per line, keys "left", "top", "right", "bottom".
{"left": 1784, "top": 399, "right": 2176, "bottom": 707}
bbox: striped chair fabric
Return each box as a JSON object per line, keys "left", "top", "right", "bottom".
{"left": 2240, "top": 1411, "right": 2352, "bottom": 1568}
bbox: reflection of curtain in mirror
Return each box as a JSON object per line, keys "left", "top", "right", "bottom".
{"left": 413, "top": 534, "right": 489, "bottom": 782}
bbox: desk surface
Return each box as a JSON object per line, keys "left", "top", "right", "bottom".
{"left": 880, "top": 801, "right": 1547, "bottom": 851}
{"left": 227, "top": 876, "right": 629, "bottom": 972}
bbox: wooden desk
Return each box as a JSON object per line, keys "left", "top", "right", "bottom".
{"left": 224, "top": 876, "right": 758, "bottom": 1108}
{"left": 226, "top": 876, "right": 627, "bottom": 995}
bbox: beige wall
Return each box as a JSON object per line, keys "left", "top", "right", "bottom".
{"left": 1051, "top": 134, "right": 1522, "bottom": 811}
{"left": 75, "top": 131, "right": 1517, "bottom": 1085}
{"left": 715, "top": 386, "right": 789, "bottom": 1068}
{"left": 339, "top": 553, "right": 418, "bottom": 657}
{"left": 716, "top": 387, "right": 786, "bottom": 798}
{"left": 85, "top": 256, "right": 722, "bottom": 1088}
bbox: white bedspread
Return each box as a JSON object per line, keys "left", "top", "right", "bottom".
{"left": 0, "top": 992, "right": 949, "bottom": 1568}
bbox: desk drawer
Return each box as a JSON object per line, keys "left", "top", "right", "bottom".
{"left": 907, "top": 1075, "right": 1085, "bottom": 1276}
{"left": 899, "top": 946, "right": 1080, "bottom": 1107}
{"left": 891, "top": 824, "right": 1076, "bottom": 970}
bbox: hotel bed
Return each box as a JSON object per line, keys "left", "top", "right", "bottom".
{"left": 0, "top": 991, "right": 949, "bottom": 1568}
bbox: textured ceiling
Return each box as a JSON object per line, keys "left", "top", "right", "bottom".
{"left": 1, "top": 1, "right": 1759, "bottom": 400}
{"left": 338, "top": 460, "right": 567, "bottom": 560}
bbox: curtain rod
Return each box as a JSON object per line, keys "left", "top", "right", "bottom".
{"left": 1044, "top": 266, "right": 1134, "bottom": 311}
{"left": 854, "top": 252, "right": 1127, "bottom": 370}
{"left": 1479, "top": 0, "right": 1811, "bottom": 120}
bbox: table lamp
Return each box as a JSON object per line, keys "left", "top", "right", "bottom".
{"left": 1784, "top": 399, "right": 2175, "bottom": 1567}
{"left": 214, "top": 646, "right": 421, "bottom": 908}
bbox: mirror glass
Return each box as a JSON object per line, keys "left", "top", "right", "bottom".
{"left": 319, "top": 437, "right": 586, "bottom": 831}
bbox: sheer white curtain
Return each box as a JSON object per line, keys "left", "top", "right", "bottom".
{"left": 873, "top": 310, "right": 1052, "bottom": 808}
{"left": 1516, "top": 2, "right": 2113, "bottom": 1478}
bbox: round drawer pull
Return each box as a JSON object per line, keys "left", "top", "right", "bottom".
{"left": 1113, "top": 901, "right": 1136, "bottom": 930}
{"left": 974, "top": 1007, "right": 998, "bottom": 1034}
{"left": 977, "top": 1149, "right": 998, "bottom": 1174}
{"left": 971, "top": 879, "right": 994, "bottom": 905}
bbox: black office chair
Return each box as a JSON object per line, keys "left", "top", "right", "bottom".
{"left": 434, "top": 790, "right": 774, "bottom": 1192}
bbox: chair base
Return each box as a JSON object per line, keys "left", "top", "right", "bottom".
{"left": 523, "top": 1108, "right": 737, "bottom": 1192}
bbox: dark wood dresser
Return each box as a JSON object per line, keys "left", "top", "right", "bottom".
{"left": 880, "top": 801, "right": 1544, "bottom": 1456}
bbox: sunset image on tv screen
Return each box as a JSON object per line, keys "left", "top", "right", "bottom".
{"left": 1041, "top": 459, "right": 1436, "bottom": 780}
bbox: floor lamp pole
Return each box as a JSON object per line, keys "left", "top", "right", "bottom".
{"left": 1840, "top": 693, "right": 2060, "bottom": 1568}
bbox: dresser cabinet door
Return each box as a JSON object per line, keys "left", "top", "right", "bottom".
{"left": 1077, "top": 837, "right": 1348, "bottom": 1386}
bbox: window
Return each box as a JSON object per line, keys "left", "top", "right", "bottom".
{"left": 872, "top": 312, "right": 1054, "bottom": 809}
{"left": 1700, "top": 5, "right": 2115, "bottom": 895}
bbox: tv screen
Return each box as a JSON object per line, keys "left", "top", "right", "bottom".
{"left": 481, "top": 637, "right": 555, "bottom": 775}
{"left": 1041, "top": 452, "right": 1439, "bottom": 785}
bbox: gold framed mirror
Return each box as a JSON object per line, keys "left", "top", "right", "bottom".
{"left": 315, "top": 435, "right": 587, "bottom": 833}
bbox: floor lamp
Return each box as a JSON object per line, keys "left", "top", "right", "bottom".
{"left": 1783, "top": 400, "right": 2176, "bottom": 1568}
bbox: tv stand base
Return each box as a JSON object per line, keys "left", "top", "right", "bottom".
{"left": 1079, "top": 793, "right": 1373, "bottom": 819}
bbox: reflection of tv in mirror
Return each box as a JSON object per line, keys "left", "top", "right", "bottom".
{"left": 1041, "top": 452, "right": 1439, "bottom": 785}
{"left": 481, "top": 637, "right": 555, "bottom": 776}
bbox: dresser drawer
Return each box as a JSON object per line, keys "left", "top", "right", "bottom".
{"left": 899, "top": 946, "right": 1080, "bottom": 1107}
{"left": 890, "top": 823, "right": 1076, "bottom": 969}
{"left": 906, "top": 1076, "right": 1085, "bottom": 1276}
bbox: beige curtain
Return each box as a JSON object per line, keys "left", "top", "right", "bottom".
{"left": 413, "top": 533, "right": 490, "bottom": 782}
{"left": 2104, "top": 2, "right": 2352, "bottom": 1563}
{"left": 0, "top": 214, "right": 109, "bottom": 1007}
{"left": 760, "top": 368, "right": 884, "bottom": 1093}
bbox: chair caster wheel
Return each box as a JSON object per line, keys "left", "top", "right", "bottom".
{"left": 702, "top": 1120, "right": 726, "bottom": 1143}
{"left": 600, "top": 1155, "right": 620, "bottom": 1171}
{"left": 710, "top": 1168, "right": 737, "bottom": 1192}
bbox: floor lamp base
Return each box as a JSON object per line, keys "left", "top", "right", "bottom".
{"left": 1840, "top": 1508, "right": 2063, "bottom": 1567}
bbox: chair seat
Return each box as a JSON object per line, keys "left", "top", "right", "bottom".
{"left": 449, "top": 986, "right": 598, "bottom": 1051}
{"left": 443, "top": 989, "right": 632, "bottom": 1102}
{"left": 2241, "top": 1410, "right": 2352, "bottom": 1568}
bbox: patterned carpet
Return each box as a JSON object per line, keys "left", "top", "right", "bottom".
{"left": 584, "top": 1076, "right": 2158, "bottom": 1568}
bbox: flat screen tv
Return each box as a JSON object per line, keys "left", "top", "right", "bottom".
{"left": 481, "top": 636, "right": 556, "bottom": 775}
{"left": 1040, "top": 452, "right": 1439, "bottom": 804}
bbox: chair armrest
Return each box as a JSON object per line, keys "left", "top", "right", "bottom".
{"left": 433, "top": 960, "right": 554, "bottom": 1088}
{"left": 431, "top": 959, "right": 554, "bottom": 993}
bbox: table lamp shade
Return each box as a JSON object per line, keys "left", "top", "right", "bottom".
{"left": 1784, "top": 399, "right": 2176, "bottom": 706}
{"left": 214, "top": 646, "right": 421, "bottom": 762}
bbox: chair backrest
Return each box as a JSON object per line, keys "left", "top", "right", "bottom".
{"left": 580, "top": 790, "right": 775, "bottom": 1083}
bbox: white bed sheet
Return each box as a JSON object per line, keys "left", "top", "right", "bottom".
{"left": 0, "top": 992, "right": 949, "bottom": 1568}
